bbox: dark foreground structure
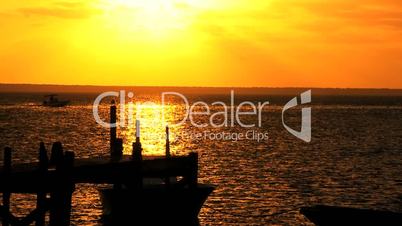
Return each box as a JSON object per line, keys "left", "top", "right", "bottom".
{"left": 301, "top": 205, "right": 402, "bottom": 226}
{"left": 0, "top": 146, "right": 213, "bottom": 226}
{"left": 0, "top": 103, "right": 214, "bottom": 226}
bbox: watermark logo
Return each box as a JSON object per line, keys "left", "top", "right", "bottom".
{"left": 281, "top": 90, "right": 311, "bottom": 142}
{"left": 92, "top": 90, "right": 312, "bottom": 143}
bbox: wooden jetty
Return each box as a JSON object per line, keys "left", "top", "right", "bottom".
{"left": 0, "top": 102, "right": 214, "bottom": 226}
{"left": 0, "top": 144, "right": 75, "bottom": 226}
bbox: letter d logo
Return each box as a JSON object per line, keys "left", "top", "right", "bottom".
{"left": 282, "top": 90, "right": 311, "bottom": 142}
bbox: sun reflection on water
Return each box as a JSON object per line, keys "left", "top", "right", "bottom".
{"left": 118, "top": 102, "right": 188, "bottom": 156}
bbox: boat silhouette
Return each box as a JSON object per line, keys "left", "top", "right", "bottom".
{"left": 43, "top": 94, "right": 70, "bottom": 107}
{"left": 301, "top": 205, "right": 402, "bottom": 226}
{"left": 100, "top": 182, "right": 214, "bottom": 225}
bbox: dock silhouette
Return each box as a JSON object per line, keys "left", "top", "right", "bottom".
{"left": 0, "top": 102, "right": 214, "bottom": 226}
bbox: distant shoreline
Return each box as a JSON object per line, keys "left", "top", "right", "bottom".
{"left": 1, "top": 83, "right": 402, "bottom": 96}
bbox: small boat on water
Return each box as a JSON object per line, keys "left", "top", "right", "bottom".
{"left": 43, "top": 94, "right": 70, "bottom": 107}
{"left": 301, "top": 205, "right": 402, "bottom": 226}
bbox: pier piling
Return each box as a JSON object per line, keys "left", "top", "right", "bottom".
{"left": 49, "top": 150, "right": 75, "bottom": 226}
{"left": 3, "top": 147, "right": 12, "bottom": 226}
{"left": 165, "top": 126, "right": 171, "bottom": 186}
{"left": 110, "top": 101, "right": 117, "bottom": 156}
{"left": 112, "top": 138, "right": 123, "bottom": 160}
{"left": 131, "top": 137, "right": 143, "bottom": 188}
{"left": 50, "top": 142, "right": 63, "bottom": 166}
{"left": 166, "top": 126, "right": 171, "bottom": 158}
{"left": 36, "top": 142, "right": 48, "bottom": 226}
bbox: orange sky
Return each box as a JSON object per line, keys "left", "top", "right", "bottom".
{"left": 0, "top": 0, "right": 401, "bottom": 88}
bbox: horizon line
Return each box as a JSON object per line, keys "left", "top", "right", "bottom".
{"left": 1, "top": 82, "right": 402, "bottom": 90}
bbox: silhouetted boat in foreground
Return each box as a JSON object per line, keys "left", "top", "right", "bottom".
{"left": 98, "top": 106, "right": 215, "bottom": 225}
{"left": 100, "top": 183, "right": 214, "bottom": 225}
{"left": 301, "top": 205, "right": 402, "bottom": 226}
{"left": 43, "top": 94, "right": 70, "bottom": 107}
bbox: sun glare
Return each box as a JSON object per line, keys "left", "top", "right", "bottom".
{"left": 103, "top": 0, "right": 198, "bottom": 40}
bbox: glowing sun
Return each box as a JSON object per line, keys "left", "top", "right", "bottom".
{"left": 103, "top": 0, "right": 199, "bottom": 39}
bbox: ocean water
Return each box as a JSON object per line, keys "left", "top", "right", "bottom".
{"left": 0, "top": 92, "right": 402, "bottom": 225}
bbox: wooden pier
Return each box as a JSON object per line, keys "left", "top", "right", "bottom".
{"left": 0, "top": 102, "right": 202, "bottom": 226}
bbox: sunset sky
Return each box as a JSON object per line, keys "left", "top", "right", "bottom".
{"left": 0, "top": 0, "right": 401, "bottom": 88}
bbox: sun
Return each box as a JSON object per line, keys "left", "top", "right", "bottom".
{"left": 103, "top": 0, "right": 197, "bottom": 40}
{"left": 67, "top": 0, "right": 208, "bottom": 70}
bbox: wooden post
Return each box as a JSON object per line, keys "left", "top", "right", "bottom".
{"left": 36, "top": 142, "right": 48, "bottom": 226}
{"left": 49, "top": 148, "right": 75, "bottom": 226}
{"left": 112, "top": 138, "right": 123, "bottom": 160}
{"left": 131, "top": 137, "right": 143, "bottom": 188}
{"left": 188, "top": 152, "right": 198, "bottom": 189}
{"left": 49, "top": 143, "right": 62, "bottom": 226}
{"left": 132, "top": 120, "right": 142, "bottom": 160}
{"left": 61, "top": 151, "right": 75, "bottom": 226}
{"left": 50, "top": 142, "right": 63, "bottom": 166}
{"left": 165, "top": 126, "right": 171, "bottom": 158}
{"left": 112, "top": 138, "right": 123, "bottom": 189}
{"left": 39, "top": 142, "right": 49, "bottom": 170}
{"left": 165, "top": 126, "right": 171, "bottom": 186}
{"left": 132, "top": 137, "right": 142, "bottom": 161}
{"left": 2, "top": 147, "right": 12, "bottom": 226}
{"left": 110, "top": 100, "right": 117, "bottom": 156}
